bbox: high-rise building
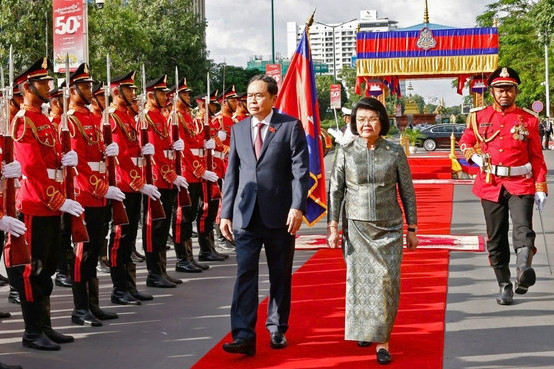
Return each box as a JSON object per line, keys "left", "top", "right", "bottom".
{"left": 193, "top": 0, "right": 205, "bottom": 21}
{"left": 287, "top": 10, "right": 398, "bottom": 79}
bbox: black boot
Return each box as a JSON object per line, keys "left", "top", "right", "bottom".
{"left": 111, "top": 264, "right": 141, "bottom": 305}
{"left": 146, "top": 273, "right": 176, "bottom": 288}
{"left": 215, "top": 225, "right": 235, "bottom": 250}
{"left": 42, "top": 296, "right": 74, "bottom": 344}
{"left": 494, "top": 266, "right": 514, "bottom": 305}
{"left": 126, "top": 263, "right": 153, "bottom": 301}
{"left": 0, "top": 311, "right": 10, "bottom": 319}
{"left": 515, "top": 247, "right": 536, "bottom": 295}
{"left": 71, "top": 281, "right": 102, "bottom": 327}
{"left": 160, "top": 249, "right": 183, "bottom": 284}
{"left": 88, "top": 278, "right": 118, "bottom": 320}
{"left": 175, "top": 240, "right": 202, "bottom": 273}
{"left": 198, "top": 232, "right": 226, "bottom": 262}
{"left": 208, "top": 230, "right": 229, "bottom": 259}
{"left": 186, "top": 239, "right": 209, "bottom": 270}
{"left": 20, "top": 300, "right": 60, "bottom": 351}
{"left": 8, "top": 287, "right": 20, "bottom": 304}
{"left": 54, "top": 273, "right": 72, "bottom": 288}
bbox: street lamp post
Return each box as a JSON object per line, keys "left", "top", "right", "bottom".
{"left": 315, "top": 18, "right": 356, "bottom": 83}
{"left": 271, "top": 0, "right": 275, "bottom": 64}
{"left": 545, "top": 40, "right": 550, "bottom": 120}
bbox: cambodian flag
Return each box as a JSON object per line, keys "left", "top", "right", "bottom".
{"left": 275, "top": 27, "right": 327, "bottom": 226}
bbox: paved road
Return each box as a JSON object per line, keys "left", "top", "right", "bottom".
{"left": 0, "top": 148, "right": 553, "bottom": 369}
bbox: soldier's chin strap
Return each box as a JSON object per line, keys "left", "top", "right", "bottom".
{"left": 178, "top": 92, "right": 190, "bottom": 108}
{"left": 10, "top": 97, "right": 20, "bottom": 110}
{"left": 73, "top": 84, "right": 92, "bottom": 105}
{"left": 118, "top": 85, "right": 134, "bottom": 108}
{"left": 28, "top": 81, "right": 49, "bottom": 103}
{"left": 153, "top": 90, "right": 164, "bottom": 109}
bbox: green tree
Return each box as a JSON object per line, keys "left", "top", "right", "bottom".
{"left": 209, "top": 63, "right": 259, "bottom": 95}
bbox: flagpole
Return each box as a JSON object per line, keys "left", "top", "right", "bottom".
{"left": 271, "top": 0, "right": 275, "bottom": 64}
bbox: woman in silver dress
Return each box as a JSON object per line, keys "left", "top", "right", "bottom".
{"left": 327, "top": 97, "right": 418, "bottom": 365}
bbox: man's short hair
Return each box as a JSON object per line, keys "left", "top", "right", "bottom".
{"left": 248, "top": 74, "right": 278, "bottom": 96}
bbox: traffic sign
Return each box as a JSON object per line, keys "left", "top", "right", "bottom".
{"left": 532, "top": 100, "right": 544, "bottom": 113}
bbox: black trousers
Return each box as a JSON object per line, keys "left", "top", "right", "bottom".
{"left": 481, "top": 187, "right": 535, "bottom": 268}
{"left": 172, "top": 182, "right": 202, "bottom": 244}
{"left": 230, "top": 206, "right": 295, "bottom": 341}
{"left": 71, "top": 206, "right": 109, "bottom": 283}
{"left": 109, "top": 192, "right": 142, "bottom": 268}
{"left": 7, "top": 215, "right": 60, "bottom": 304}
{"left": 142, "top": 188, "right": 176, "bottom": 274}
{"left": 196, "top": 181, "right": 219, "bottom": 234}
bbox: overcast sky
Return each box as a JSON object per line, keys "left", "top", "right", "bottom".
{"left": 205, "top": 0, "right": 493, "bottom": 107}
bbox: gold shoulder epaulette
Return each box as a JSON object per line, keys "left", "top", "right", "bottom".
{"left": 108, "top": 106, "right": 116, "bottom": 114}
{"left": 522, "top": 107, "right": 539, "bottom": 118}
{"left": 67, "top": 109, "right": 75, "bottom": 115}
{"left": 15, "top": 109, "right": 26, "bottom": 118}
{"left": 470, "top": 106, "right": 486, "bottom": 113}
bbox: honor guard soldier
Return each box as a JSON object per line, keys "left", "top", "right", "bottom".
{"left": 459, "top": 66, "right": 548, "bottom": 305}
{"left": 8, "top": 58, "right": 84, "bottom": 350}
{"left": 107, "top": 71, "right": 157, "bottom": 305}
{"left": 195, "top": 92, "right": 228, "bottom": 262}
{"left": 143, "top": 74, "right": 188, "bottom": 287}
{"left": 233, "top": 92, "right": 249, "bottom": 122}
{"left": 169, "top": 78, "right": 211, "bottom": 272}
{"left": 66, "top": 63, "right": 123, "bottom": 325}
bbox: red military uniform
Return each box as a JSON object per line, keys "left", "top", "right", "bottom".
{"left": 179, "top": 108, "right": 206, "bottom": 183}
{"left": 459, "top": 105, "right": 548, "bottom": 202}
{"left": 145, "top": 105, "right": 178, "bottom": 189}
{"left": 211, "top": 113, "right": 230, "bottom": 178}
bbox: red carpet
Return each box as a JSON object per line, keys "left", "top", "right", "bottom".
{"left": 402, "top": 183, "right": 454, "bottom": 235}
{"left": 408, "top": 155, "right": 452, "bottom": 180}
{"left": 192, "top": 249, "right": 449, "bottom": 369}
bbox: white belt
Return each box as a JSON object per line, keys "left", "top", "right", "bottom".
{"left": 131, "top": 157, "right": 145, "bottom": 167}
{"left": 88, "top": 161, "right": 106, "bottom": 173}
{"left": 485, "top": 162, "right": 532, "bottom": 177}
{"left": 46, "top": 168, "right": 64, "bottom": 182}
{"left": 163, "top": 150, "right": 175, "bottom": 160}
{"left": 190, "top": 148, "right": 204, "bottom": 156}
{"left": 212, "top": 151, "right": 225, "bottom": 160}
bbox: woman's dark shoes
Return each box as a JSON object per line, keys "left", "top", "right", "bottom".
{"left": 376, "top": 348, "right": 392, "bottom": 365}
{"left": 222, "top": 338, "right": 256, "bottom": 356}
{"left": 22, "top": 332, "right": 60, "bottom": 351}
{"left": 269, "top": 332, "right": 287, "bottom": 349}
{"left": 71, "top": 309, "right": 103, "bottom": 327}
{"left": 357, "top": 341, "right": 372, "bottom": 347}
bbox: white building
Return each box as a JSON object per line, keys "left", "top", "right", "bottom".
{"left": 287, "top": 10, "right": 398, "bottom": 79}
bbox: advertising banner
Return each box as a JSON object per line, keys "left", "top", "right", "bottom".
{"left": 53, "top": 0, "right": 86, "bottom": 73}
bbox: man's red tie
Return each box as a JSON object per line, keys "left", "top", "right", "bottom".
{"left": 254, "top": 123, "right": 263, "bottom": 159}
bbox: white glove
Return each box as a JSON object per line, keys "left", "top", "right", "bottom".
{"left": 217, "top": 130, "right": 227, "bottom": 142}
{"left": 139, "top": 183, "right": 161, "bottom": 200}
{"left": 172, "top": 175, "right": 189, "bottom": 190}
{"left": 0, "top": 215, "right": 26, "bottom": 237}
{"left": 204, "top": 139, "right": 216, "bottom": 150}
{"left": 172, "top": 139, "right": 184, "bottom": 152}
{"left": 202, "top": 170, "right": 219, "bottom": 182}
{"left": 328, "top": 128, "right": 343, "bottom": 142}
{"left": 105, "top": 186, "right": 126, "bottom": 201}
{"left": 471, "top": 154, "right": 483, "bottom": 167}
{"left": 59, "top": 199, "right": 85, "bottom": 217}
{"left": 535, "top": 191, "right": 547, "bottom": 212}
{"left": 1, "top": 161, "right": 22, "bottom": 179}
{"left": 61, "top": 150, "right": 78, "bottom": 167}
{"left": 105, "top": 142, "right": 119, "bottom": 157}
{"left": 141, "top": 143, "right": 155, "bottom": 156}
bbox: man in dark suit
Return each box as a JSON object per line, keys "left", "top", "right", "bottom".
{"left": 220, "top": 75, "right": 309, "bottom": 356}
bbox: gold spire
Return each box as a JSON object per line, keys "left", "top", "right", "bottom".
{"left": 306, "top": 9, "right": 316, "bottom": 28}
{"left": 424, "top": 0, "right": 429, "bottom": 24}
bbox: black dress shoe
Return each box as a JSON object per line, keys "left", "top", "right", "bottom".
{"left": 130, "top": 290, "right": 154, "bottom": 301}
{"left": 357, "top": 341, "right": 372, "bottom": 347}
{"left": 90, "top": 306, "right": 118, "bottom": 320}
{"left": 44, "top": 328, "right": 74, "bottom": 344}
{"left": 270, "top": 332, "right": 287, "bottom": 349}
{"left": 222, "top": 339, "right": 256, "bottom": 356}
{"left": 0, "top": 361, "right": 23, "bottom": 369}
{"left": 0, "top": 311, "right": 11, "bottom": 319}
{"left": 515, "top": 268, "right": 536, "bottom": 295}
{"left": 175, "top": 259, "right": 202, "bottom": 273}
{"left": 111, "top": 290, "right": 141, "bottom": 305}
{"left": 198, "top": 252, "right": 226, "bottom": 262}
{"left": 191, "top": 259, "right": 210, "bottom": 270}
{"left": 71, "top": 309, "right": 103, "bottom": 327}
{"left": 376, "top": 348, "right": 392, "bottom": 365}
{"left": 496, "top": 283, "right": 514, "bottom": 305}
{"left": 22, "top": 332, "right": 60, "bottom": 351}
{"left": 54, "top": 273, "right": 72, "bottom": 288}
{"left": 8, "top": 290, "right": 20, "bottom": 305}
{"left": 131, "top": 250, "right": 145, "bottom": 262}
{"left": 146, "top": 274, "right": 176, "bottom": 288}
{"left": 163, "top": 272, "right": 183, "bottom": 284}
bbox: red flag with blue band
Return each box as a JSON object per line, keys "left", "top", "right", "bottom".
{"left": 275, "top": 27, "right": 327, "bottom": 226}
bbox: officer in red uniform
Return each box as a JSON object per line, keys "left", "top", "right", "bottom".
{"left": 8, "top": 58, "right": 84, "bottom": 350}
{"left": 170, "top": 78, "right": 214, "bottom": 272}
{"left": 233, "top": 92, "right": 249, "bottom": 122}
{"left": 108, "top": 71, "right": 158, "bottom": 305}
{"left": 143, "top": 74, "right": 188, "bottom": 287}
{"left": 66, "top": 63, "right": 124, "bottom": 326}
{"left": 459, "top": 66, "right": 548, "bottom": 305}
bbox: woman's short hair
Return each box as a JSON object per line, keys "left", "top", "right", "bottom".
{"left": 350, "top": 97, "right": 390, "bottom": 136}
